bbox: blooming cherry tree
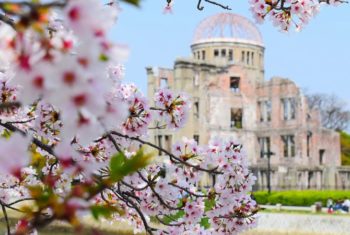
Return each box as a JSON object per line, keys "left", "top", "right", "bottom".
{"left": 164, "top": 0, "right": 346, "bottom": 31}
{"left": 0, "top": 0, "right": 339, "bottom": 234}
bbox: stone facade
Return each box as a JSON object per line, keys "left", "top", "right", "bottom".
{"left": 147, "top": 13, "right": 348, "bottom": 190}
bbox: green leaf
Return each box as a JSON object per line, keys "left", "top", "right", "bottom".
{"left": 162, "top": 210, "right": 185, "bottom": 224}
{"left": 200, "top": 217, "right": 210, "bottom": 229}
{"left": 109, "top": 152, "right": 126, "bottom": 181}
{"left": 91, "top": 205, "right": 112, "bottom": 220}
{"left": 109, "top": 148, "right": 152, "bottom": 182}
{"left": 1, "top": 129, "right": 12, "bottom": 139}
{"left": 120, "top": 0, "right": 141, "bottom": 7}
{"left": 204, "top": 198, "right": 216, "bottom": 212}
{"left": 99, "top": 54, "right": 109, "bottom": 62}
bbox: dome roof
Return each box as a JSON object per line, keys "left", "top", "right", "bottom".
{"left": 192, "top": 13, "right": 263, "bottom": 46}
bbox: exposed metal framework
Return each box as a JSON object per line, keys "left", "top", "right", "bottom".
{"left": 192, "top": 13, "right": 264, "bottom": 46}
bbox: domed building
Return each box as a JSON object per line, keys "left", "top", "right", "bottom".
{"left": 147, "top": 13, "right": 347, "bottom": 190}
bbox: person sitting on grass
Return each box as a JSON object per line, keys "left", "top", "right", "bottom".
{"left": 333, "top": 200, "right": 344, "bottom": 212}
{"left": 327, "top": 198, "right": 334, "bottom": 214}
{"left": 342, "top": 199, "right": 350, "bottom": 212}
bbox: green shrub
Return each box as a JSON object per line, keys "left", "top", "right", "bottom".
{"left": 254, "top": 190, "right": 350, "bottom": 207}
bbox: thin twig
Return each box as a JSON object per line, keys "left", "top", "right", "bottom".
{"left": 0, "top": 121, "right": 55, "bottom": 156}
{"left": 0, "top": 102, "right": 21, "bottom": 110}
{"left": 205, "top": 0, "right": 231, "bottom": 10}
{"left": 197, "top": 0, "right": 232, "bottom": 10}
{"left": 111, "top": 131, "right": 221, "bottom": 174}
{"left": 155, "top": 215, "right": 184, "bottom": 227}
{"left": 168, "top": 182, "right": 209, "bottom": 198}
{"left": 137, "top": 171, "right": 183, "bottom": 211}
{"left": 7, "top": 198, "right": 34, "bottom": 206}
{"left": 215, "top": 210, "right": 259, "bottom": 219}
{"left": 6, "top": 118, "right": 35, "bottom": 124}
{"left": 0, "top": 201, "right": 10, "bottom": 235}
{"left": 0, "top": 0, "right": 67, "bottom": 9}
{"left": 106, "top": 133, "right": 122, "bottom": 152}
{"left": 0, "top": 13, "right": 14, "bottom": 28}
{"left": 113, "top": 186, "right": 156, "bottom": 235}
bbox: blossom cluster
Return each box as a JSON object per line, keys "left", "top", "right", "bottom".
{"left": 163, "top": 0, "right": 345, "bottom": 31}
{"left": 0, "top": 0, "right": 257, "bottom": 234}
{"left": 249, "top": 0, "right": 343, "bottom": 31}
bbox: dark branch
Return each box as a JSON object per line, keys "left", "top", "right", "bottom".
{"left": 111, "top": 131, "right": 221, "bottom": 174}
{"left": 168, "top": 182, "right": 209, "bottom": 198}
{"left": 197, "top": 0, "right": 232, "bottom": 10}
{"left": 0, "top": 121, "right": 55, "bottom": 156}
{"left": 113, "top": 187, "right": 156, "bottom": 235}
{"left": 205, "top": 0, "right": 231, "bottom": 10}
{"left": 156, "top": 215, "right": 184, "bottom": 227}
{"left": 0, "top": 13, "right": 15, "bottom": 28}
{"left": 137, "top": 172, "right": 183, "bottom": 211}
{"left": 0, "top": 200, "right": 10, "bottom": 235}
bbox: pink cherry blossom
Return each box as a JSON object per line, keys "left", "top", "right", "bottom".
{"left": 0, "top": 133, "right": 30, "bottom": 177}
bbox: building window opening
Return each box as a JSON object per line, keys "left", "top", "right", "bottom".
{"left": 281, "top": 135, "right": 295, "bottom": 157}
{"left": 193, "top": 135, "right": 199, "bottom": 143}
{"left": 282, "top": 98, "right": 296, "bottom": 120}
{"left": 259, "top": 100, "right": 272, "bottom": 122}
{"left": 230, "top": 108, "right": 243, "bottom": 129}
{"left": 160, "top": 77, "right": 168, "bottom": 89}
{"left": 228, "top": 49, "right": 233, "bottom": 61}
{"left": 307, "top": 171, "right": 314, "bottom": 189}
{"left": 261, "top": 171, "right": 266, "bottom": 187}
{"left": 221, "top": 49, "right": 226, "bottom": 57}
{"left": 290, "top": 98, "right": 296, "bottom": 119}
{"left": 214, "top": 49, "right": 219, "bottom": 57}
{"left": 230, "top": 76, "right": 240, "bottom": 92}
{"left": 258, "top": 137, "right": 271, "bottom": 159}
{"left": 165, "top": 135, "right": 172, "bottom": 153}
{"left": 202, "top": 50, "right": 206, "bottom": 60}
{"left": 194, "top": 101, "right": 199, "bottom": 118}
{"left": 247, "top": 51, "right": 250, "bottom": 65}
{"left": 197, "top": 52, "right": 200, "bottom": 60}
{"left": 241, "top": 51, "right": 245, "bottom": 63}
{"left": 157, "top": 135, "right": 163, "bottom": 155}
{"left": 193, "top": 73, "right": 199, "bottom": 86}
{"left": 259, "top": 53, "right": 263, "bottom": 67}
{"left": 319, "top": 149, "right": 325, "bottom": 165}
{"left": 307, "top": 131, "right": 312, "bottom": 157}
{"left": 251, "top": 52, "right": 255, "bottom": 66}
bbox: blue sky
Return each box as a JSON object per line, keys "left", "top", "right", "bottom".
{"left": 111, "top": 0, "right": 350, "bottom": 105}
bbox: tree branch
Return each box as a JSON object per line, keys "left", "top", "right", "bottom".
{"left": 113, "top": 186, "right": 156, "bottom": 235}
{"left": 168, "top": 182, "right": 209, "bottom": 198}
{"left": 110, "top": 131, "right": 221, "bottom": 174}
{"left": 137, "top": 171, "right": 184, "bottom": 211}
{"left": 197, "top": 0, "right": 232, "bottom": 10}
{"left": 0, "top": 121, "right": 56, "bottom": 156}
{"left": 204, "top": 0, "right": 231, "bottom": 10}
{"left": 0, "top": 13, "right": 14, "bottom": 28}
{"left": 0, "top": 200, "right": 10, "bottom": 235}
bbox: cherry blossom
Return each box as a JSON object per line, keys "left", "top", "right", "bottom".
{"left": 248, "top": 0, "right": 344, "bottom": 31}
{"left": 0, "top": 1, "right": 260, "bottom": 235}
{"left": 122, "top": 88, "right": 152, "bottom": 136}
{"left": 0, "top": 133, "right": 30, "bottom": 178}
{"left": 154, "top": 88, "right": 190, "bottom": 129}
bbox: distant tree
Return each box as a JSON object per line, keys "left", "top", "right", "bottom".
{"left": 306, "top": 93, "right": 350, "bottom": 131}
